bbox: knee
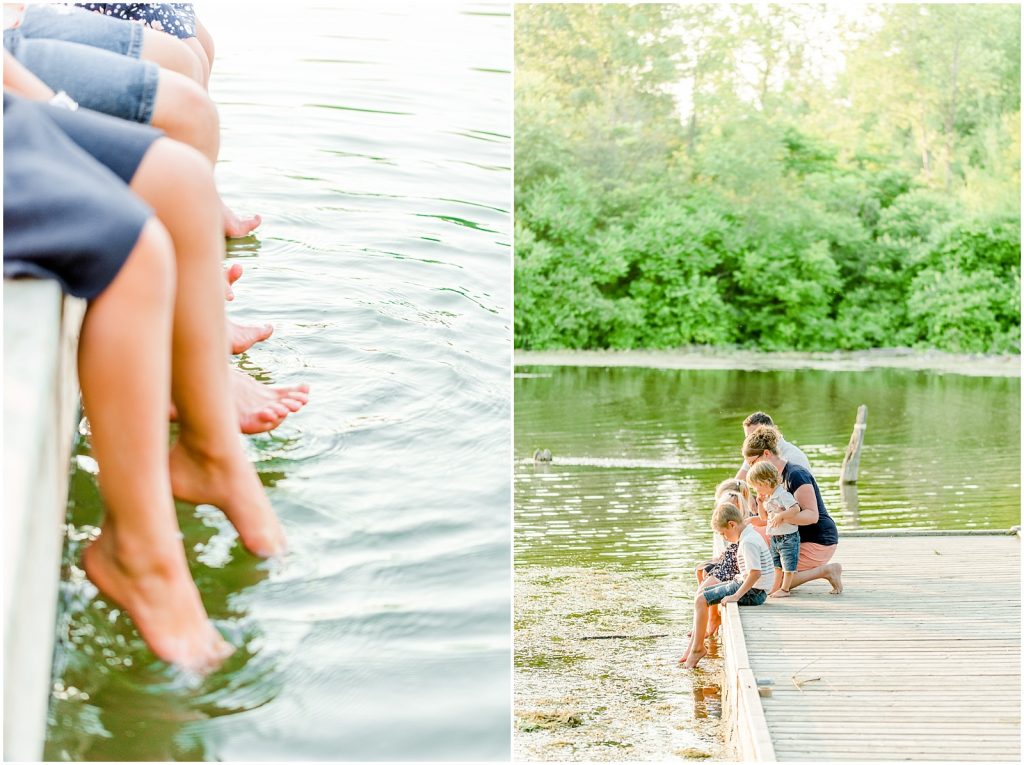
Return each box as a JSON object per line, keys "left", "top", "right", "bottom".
{"left": 147, "top": 30, "right": 203, "bottom": 84}
{"left": 160, "top": 73, "right": 219, "bottom": 152}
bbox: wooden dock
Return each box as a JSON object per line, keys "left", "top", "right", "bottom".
{"left": 722, "top": 532, "right": 1021, "bottom": 762}
{"left": 4, "top": 281, "right": 85, "bottom": 761}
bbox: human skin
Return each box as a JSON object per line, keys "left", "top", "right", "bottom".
{"left": 77, "top": 216, "right": 234, "bottom": 673}
{"left": 747, "top": 450, "right": 843, "bottom": 594}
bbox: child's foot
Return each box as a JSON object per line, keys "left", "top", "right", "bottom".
{"left": 769, "top": 589, "right": 791, "bottom": 598}
{"left": 169, "top": 370, "right": 309, "bottom": 434}
{"left": 229, "top": 318, "right": 274, "bottom": 354}
{"left": 82, "top": 521, "right": 233, "bottom": 672}
{"left": 169, "top": 438, "right": 287, "bottom": 557}
{"left": 223, "top": 262, "right": 243, "bottom": 301}
{"left": 705, "top": 617, "right": 721, "bottom": 637}
{"left": 223, "top": 202, "right": 261, "bottom": 238}
{"left": 825, "top": 562, "right": 843, "bottom": 594}
{"left": 683, "top": 645, "right": 708, "bottom": 669}
{"left": 231, "top": 369, "right": 309, "bottom": 434}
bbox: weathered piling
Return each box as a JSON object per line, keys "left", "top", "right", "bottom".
{"left": 839, "top": 404, "right": 867, "bottom": 483}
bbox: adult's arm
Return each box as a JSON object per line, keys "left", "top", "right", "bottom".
{"left": 3, "top": 50, "right": 55, "bottom": 100}
{"left": 769, "top": 483, "right": 819, "bottom": 527}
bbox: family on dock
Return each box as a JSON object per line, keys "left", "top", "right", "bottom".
{"left": 681, "top": 412, "right": 843, "bottom": 669}
{"left": 4, "top": 4, "right": 308, "bottom": 672}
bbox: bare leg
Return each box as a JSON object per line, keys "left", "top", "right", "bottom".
{"left": 789, "top": 562, "right": 843, "bottom": 594}
{"left": 150, "top": 70, "right": 219, "bottom": 162}
{"left": 681, "top": 595, "right": 710, "bottom": 668}
{"left": 183, "top": 36, "right": 210, "bottom": 87}
{"left": 705, "top": 604, "right": 721, "bottom": 637}
{"left": 195, "top": 18, "right": 216, "bottom": 69}
{"left": 770, "top": 569, "right": 793, "bottom": 598}
{"left": 78, "top": 219, "right": 232, "bottom": 671}
{"left": 130, "top": 139, "right": 290, "bottom": 556}
{"left": 149, "top": 70, "right": 260, "bottom": 238}
{"left": 139, "top": 26, "right": 203, "bottom": 84}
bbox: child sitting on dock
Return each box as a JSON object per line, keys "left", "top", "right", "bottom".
{"left": 747, "top": 461, "right": 801, "bottom": 598}
{"left": 681, "top": 502, "right": 774, "bottom": 669}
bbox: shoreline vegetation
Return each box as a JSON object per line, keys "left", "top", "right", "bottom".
{"left": 515, "top": 5, "right": 1020, "bottom": 356}
{"left": 515, "top": 347, "right": 1021, "bottom": 378}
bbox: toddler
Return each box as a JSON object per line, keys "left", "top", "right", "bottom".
{"left": 747, "top": 461, "right": 801, "bottom": 598}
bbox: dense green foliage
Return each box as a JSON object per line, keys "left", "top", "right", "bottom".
{"left": 515, "top": 4, "right": 1021, "bottom": 352}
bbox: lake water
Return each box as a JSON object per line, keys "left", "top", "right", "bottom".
{"left": 513, "top": 363, "right": 1020, "bottom": 760}
{"left": 44, "top": 3, "right": 511, "bottom": 761}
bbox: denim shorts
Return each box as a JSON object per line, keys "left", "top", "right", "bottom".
{"left": 4, "top": 30, "right": 159, "bottom": 123}
{"left": 770, "top": 531, "right": 801, "bottom": 573}
{"left": 700, "top": 579, "right": 768, "bottom": 607}
{"left": 19, "top": 3, "right": 145, "bottom": 58}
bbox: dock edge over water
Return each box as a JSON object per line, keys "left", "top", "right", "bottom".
{"left": 3, "top": 281, "right": 85, "bottom": 760}
{"left": 721, "top": 529, "right": 1021, "bottom": 762}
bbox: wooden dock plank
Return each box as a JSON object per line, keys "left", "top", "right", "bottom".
{"left": 729, "top": 535, "right": 1020, "bottom": 762}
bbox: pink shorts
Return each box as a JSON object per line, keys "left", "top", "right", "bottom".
{"left": 798, "top": 542, "right": 837, "bottom": 571}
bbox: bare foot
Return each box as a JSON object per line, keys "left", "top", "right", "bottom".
{"left": 223, "top": 262, "right": 243, "bottom": 301}
{"left": 229, "top": 318, "right": 274, "bottom": 354}
{"left": 170, "top": 369, "right": 309, "bottom": 434}
{"left": 769, "top": 589, "right": 791, "bottom": 598}
{"left": 683, "top": 644, "right": 708, "bottom": 669}
{"left": 825, "top": 562, "right": 843, "bottom": 594}
{"left": 705, "top": 617, "right": 721, "bottom": 638}
{"left": 223, "top": 201, "right": 261, "bottom": 238}
{"left": 232, "top": 369, "right": 309, "bottom": 434}
{"left": 169, "top": 438, "right": 286, "bottom": 557}
{"left": 82, "top": 522, "right": 233, "bottom": 672}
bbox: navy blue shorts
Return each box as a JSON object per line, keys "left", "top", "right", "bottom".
{"left": 3, "top": 94, "right": 161, "bottom": 299}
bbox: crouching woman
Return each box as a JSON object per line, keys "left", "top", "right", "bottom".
{"left": 681, "top": 502, "right": 775, "bottom": 669}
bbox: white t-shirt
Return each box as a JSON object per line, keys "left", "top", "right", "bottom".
{"left": 765, "top": 484, "right": 799, "bottom": 536}
{"left": 735, "top": 524, "right": 775, "bottom": 588}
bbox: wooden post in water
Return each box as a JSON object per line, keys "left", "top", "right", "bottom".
{"left": 840, "top": 405, "right": 867, "bottom": 484}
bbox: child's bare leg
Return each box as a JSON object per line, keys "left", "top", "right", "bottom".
{"left": 129, "top": 139, "right": 293, "bottom": 556}
{"left": 78, "top": 219, "right": 232, "bottom": 671}
{"left": 770, "top": 571, "right": 794, "bottom": 598}
{"left": 139, "top": 27, "right": 203, "bottom": 84}
{"left": 148, "top": 70, "right": 260, "bottom": 238}
{"left": 768, "top": 568, "right": 783, "bottom": 595}
{"left": 682, "top": 596, "right": 710, "bottom": 668}
{"left": 195, "top": 18, "right": 215, "bottom": 69}
{"left": 182, "top": 36, "right": 211, "bottom": 86}
{"left": 705, "top": 603, "right": 721, "bottom": 637}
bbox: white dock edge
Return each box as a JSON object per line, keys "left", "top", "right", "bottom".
{"left": 721, "top": 602, "right": 776, "bottom": 762}
{"left": 4, "top": 280, "right": 85, "bottom": 761}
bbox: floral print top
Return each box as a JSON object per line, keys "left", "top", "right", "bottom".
{"left": 75, "top": 4, "right": 196, "bottom": 39}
